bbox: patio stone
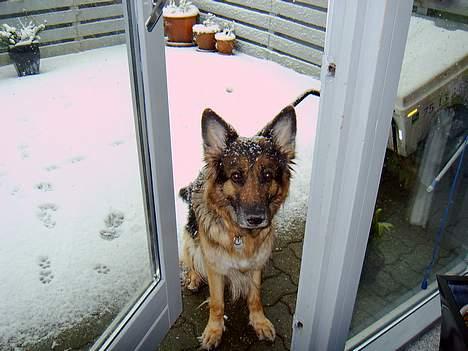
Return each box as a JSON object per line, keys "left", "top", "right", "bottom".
{"left": 158, "top": 317, "right": 198, "bottom": 351}
{"left": 265, "top": 302, "right": 293, "bottom": 350}
{"left": 378, "top": 233, "right": 415, "bottom": 257}
{"left": 389, "top": 260, "right": 422, "bottom": 289}
{"left": 271, "top": 246, "right": 301, "bottom": 286}
{"left": 263, "top": 258, "right": 283, "bottom": 280}
{"left": 262, "top": 272, "right": 297, "bottom": 307}
{"left": 288, "top": 241, "right": 304, "bottom": 260}
{"left": 280, "top": 293, "right": 298, "bottom": 316}
{"left": 372, "top": 270, "right": 405, "bottom": 298}
{"left": 401, "top": 243, "right": 435, "bottom": 272}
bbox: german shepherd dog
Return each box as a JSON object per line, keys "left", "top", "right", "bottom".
{"left": 179, "top": 89, "right": 319, "bottom": 349}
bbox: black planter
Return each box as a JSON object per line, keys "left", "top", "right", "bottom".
{"left": 8, "top": 43, "right": 41, "bottom": 77}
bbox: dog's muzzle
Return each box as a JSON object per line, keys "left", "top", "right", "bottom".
{"left": 237, "top": 205, "right": 269, "bottom": 230}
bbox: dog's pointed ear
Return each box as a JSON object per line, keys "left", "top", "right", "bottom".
{"left": 257, "top": 105, "right": 296, "bottom": 158}
{"left": 202, "top": 108, "right": 238, "bottom": 158}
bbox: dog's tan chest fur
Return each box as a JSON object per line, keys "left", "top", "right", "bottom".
{"left": 199, "top": 227, "right": 275, "bottom": 275}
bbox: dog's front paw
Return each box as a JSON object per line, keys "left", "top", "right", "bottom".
{"left": 199, "top": 321, "right": 224, "bottom": 350}
{"left": 250, "top": 314, "right": 276, "bottom": 341}
{"left": 185, "top": 270, "right": 203, "bottom": 291}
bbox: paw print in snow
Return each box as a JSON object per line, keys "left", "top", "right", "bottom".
{"left": 99, "top": 211, "right": 125, "bottom": 241}
{"left": 99, "top": 228, "right": 119, "bottom": 240}
{"left": 39, "top": 270, "right": 54, "bottom": 284}
{"left": 104, "top": 211, "right": 125, "bottom": 229}
{"left": 94, "top": 264, "right": 110, "bottom": 275}
{"left": 35, "top": 182, "right": 53, "bottom": 192}
{"left": 70, "top": 156, "right": 85, "bottom": 164}
{"left": 38, "top": 256, "right": 51, "bottom": 269}
{"left": 45, "top": 165, "right": 59, "bottom": 172}
{"left": 37, "top": 203, "right": 58, "bottom": 229}
{"left": 38, "top": 256, "right": 54, "bottom": 284}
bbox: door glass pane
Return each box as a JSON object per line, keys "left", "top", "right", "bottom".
{"left": 348, "top": 4, "right": 467, "bottom": 342}
{"left": 0, "top": 2, "right": 156, "bottom": 350}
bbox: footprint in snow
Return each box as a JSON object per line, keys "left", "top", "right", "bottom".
{"left": 99, "top": 210, "right": 125, "bottom": 241}
{"left": 104, "top": 211, "right": 125, "bottom": 228}
{"left": 37, "top": 203, "right": 58, "bottom": 229}
{"left": 38, "top": 256, "right": 54, "bottom": 284}
{"left": 45, "top": 164, "right": 59, "bottom": 172}
{"left": 38, "top": 256, "right": 51, "bottom": 269}
{"left": 94, "top": 264, "right": 110, "bottom": 275}
{"left": 35, "top": 182, "right": 53, "bottom": 192}
{"left": 70, "top": 156, "right": 85, "bottom": 164}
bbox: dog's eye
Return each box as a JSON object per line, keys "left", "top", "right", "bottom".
{"left": 231, "top": 171, "right": 243, "bottom": 184}
{"left": 261, "top": 169, "right": 274, "bottom": 183}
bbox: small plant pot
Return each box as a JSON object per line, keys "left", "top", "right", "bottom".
{"left": 194, "top": 32, "right": 217, "bottom": 51}
{"left": 215, "top": 32, "right": 236, "bottom": 55}
{"left": 164, "top": 15, "right": 198, "bottom": 44}
{"left": 9, "top": 43, "right": 41, "bottom": 77}
{"left": 216, "top": 39, "right": 235, "bottom": 55}
{"left": 193, "top": 24, "right": 220, "bottom": 51}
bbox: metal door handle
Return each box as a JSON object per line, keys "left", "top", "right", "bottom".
{"left": 146, "top": 0, "right": 165, "bottom": 32}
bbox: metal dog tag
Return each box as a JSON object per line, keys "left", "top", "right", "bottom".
{"left": 234, "top": 235, "right": 244, "bottom": 249}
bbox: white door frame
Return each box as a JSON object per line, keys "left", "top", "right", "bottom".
{"left": 94, "top": 0, "right": 182, "bottom": 349}
{"left": 292, "top": 0, "right": 418, "bottom": 350}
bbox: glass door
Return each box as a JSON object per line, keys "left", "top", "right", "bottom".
{"left": 0, "top": 0, "right": 180, "bottom": 350}
{"left": 347, "top": 4, "right": 468, "bottom": 348}
{"left": 292, "top": 0, "right": 467, "bottom": 350}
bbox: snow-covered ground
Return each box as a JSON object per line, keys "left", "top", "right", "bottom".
{"left": 0, "top": 44, "right": 319, "bottom": 348}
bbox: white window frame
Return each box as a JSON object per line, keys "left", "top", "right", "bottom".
{"left": 93, "top": 0, "right": 182, "bottom": 349}
{"left": 290, "top": 0, "right": 432, "bottom": 350}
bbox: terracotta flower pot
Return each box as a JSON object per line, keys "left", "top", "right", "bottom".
{"left": 193, "top": 23, "right": 220, "bottom": 51}
{"left": 215, "top": 32, "right": 236, "bottom": 55}
{"left": 164, "top": 15, "right": 198, "bottom": 43}
{"left": 194, "top": 32, "right": 217, "bottom": 50}
{"left": 216, "top": 39, "right": 235, "bottom": 55}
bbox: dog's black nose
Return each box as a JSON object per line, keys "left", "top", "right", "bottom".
{"left": 238, "top": 206, "right": 268, "bottom": 229}
{"left": 246, "top": 215, "right": 265, "bottom": 226}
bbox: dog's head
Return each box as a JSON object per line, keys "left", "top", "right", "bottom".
{"left": 202, "top": 106, "right": 296, "bottom": 232}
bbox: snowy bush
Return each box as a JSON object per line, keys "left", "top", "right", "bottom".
{"left": 0, "top": 20, "right": 46, "bottom": 50}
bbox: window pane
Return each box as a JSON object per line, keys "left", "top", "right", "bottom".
{"left": 348, "top": 5, "right": 467, "bottom": 341}
{"left": 0, "top": 2, "right": 156, "bottom": 349}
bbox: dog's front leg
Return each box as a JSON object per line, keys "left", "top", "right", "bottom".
{"left": 200, "top": 264, "right": 225, "bottom": 350}
{"left": 248, "top": 269, "right": 275, "bottom": 341}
